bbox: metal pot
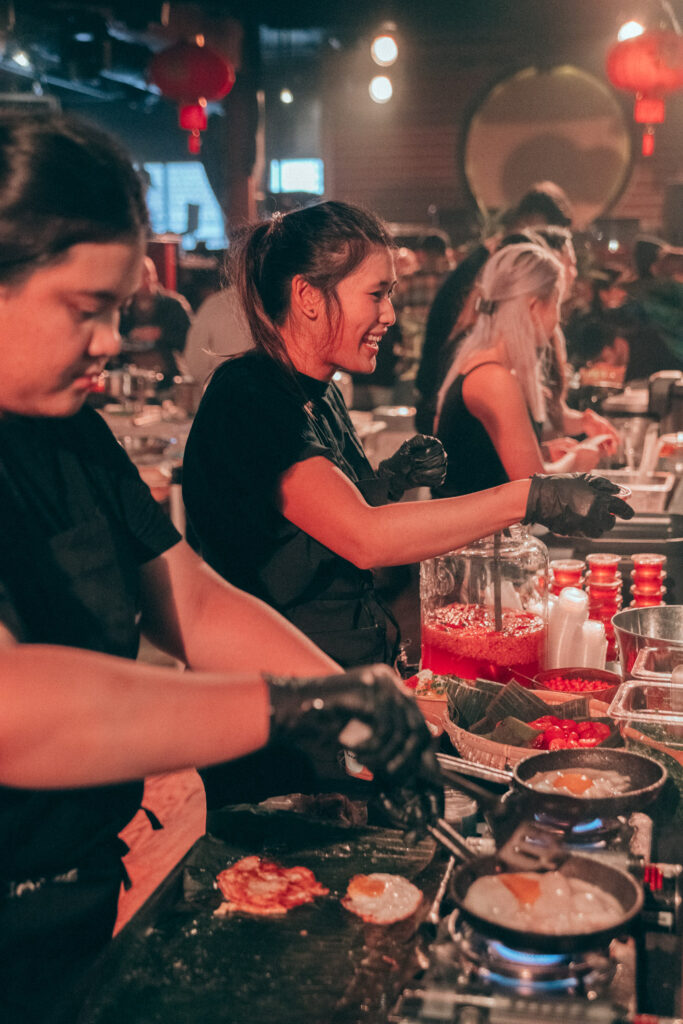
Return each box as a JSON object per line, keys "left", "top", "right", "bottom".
{"left": 613, "top": 605, "right": 683, "bottom": 678}
{"left": 449, "top": 853, "right": 643, "bottom": 952}
{"left": 511, "top": 747, "right": 667, "bottom": 819}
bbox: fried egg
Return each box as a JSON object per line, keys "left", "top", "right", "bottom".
{"left": 527, "top": 767, "right": 631, "bottom": 798}
{"left": 464, "top": 871, "right": 623, "bottom": 934}
{"left": 341, "top": 873, "right": 423, "bottom": 924}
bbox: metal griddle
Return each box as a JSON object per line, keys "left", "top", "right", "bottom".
{"left": 77, "top": 804, "right": 449, "bottom": 1024}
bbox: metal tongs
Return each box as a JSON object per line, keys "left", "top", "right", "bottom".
{"left": 427, "top": 816, "right": 567, "bottom": 872}
{"left": 428, "top": 758, "right": 568, "bottom": 872}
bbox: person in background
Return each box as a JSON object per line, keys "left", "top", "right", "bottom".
{"left": 414, "top": 181, "right": 574, "bottom": 433}
{"left": 0, "top": 112, "right": 441, "bottom": 1024}
{"left": 622, "top": 236, "right": 683, "bottom": 377}
{"left": 433, "top": 243, "right": 617, "bottom": 499}
{"left": 118, "top": 255, "right": 193, "bottom": 385}
{"left": 181, "top": 283, "right": 254, "bottom": 385}
{"left": 393, "top": 232, "right": 452, "bottom": 380}
{"left": 531, "top": 226, "right": 619, "bottom": 453}
{"left": 182, "top": 201, "right": 632, "bottom": 676}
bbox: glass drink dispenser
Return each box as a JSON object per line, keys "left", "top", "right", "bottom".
{"left": 420, "top": 526, "right": 549, "bottom": 683}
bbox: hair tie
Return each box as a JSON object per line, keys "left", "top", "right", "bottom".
{"left": 476, "top": 296, "right": 497, "bottom": 315}
{"left": 270, "top": 210, "right": 284, "bottom": 229}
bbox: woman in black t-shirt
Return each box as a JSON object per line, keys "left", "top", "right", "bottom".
{"left": 0, "top": 114, "right": 446, "bottom": 1023}
{"left": 182, "top": 203, "right": 633, "bottom": 671}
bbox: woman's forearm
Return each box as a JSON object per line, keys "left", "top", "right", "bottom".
{"left": 361, "top": 478, "right": 531, "bottom": 567}
{"left": 0, "top": 645, "right": 271, "bottom": 789}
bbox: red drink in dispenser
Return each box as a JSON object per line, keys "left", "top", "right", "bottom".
{"left": 421, "top": 601, "right": 545, "bottom": 682}
{"left": 420, "top": 529, "right": 549, "bottom": 684}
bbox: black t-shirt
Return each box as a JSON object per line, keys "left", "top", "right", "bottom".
{"left": 183, "top": 350, "right": 377, "bottom": 611}
{"left": 434, "top": 370, "right": 509, "bottom": 497}
{"left": 0, "top": 406, "right": 180, "bottom": 879}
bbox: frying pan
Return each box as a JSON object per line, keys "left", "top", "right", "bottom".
{"left": 440, "top": 748, "right": 667, "bottom": 831}
{"left": 449, "top": 852, "right": 643, "bottom": 953}
{"left": 512, "top": 747, "right": 667, "bottom": 820}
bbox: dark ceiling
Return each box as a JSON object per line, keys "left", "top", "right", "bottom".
{"left": 1, "top": 0, "right": 681, "bottom": 117}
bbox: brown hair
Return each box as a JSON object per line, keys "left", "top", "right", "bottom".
{"left": 228, "top": 201, "right": 394, "bottom": 369}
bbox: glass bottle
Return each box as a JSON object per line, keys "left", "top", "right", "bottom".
{"left": 420, "top": 526, "right": 549, "bottom": 683}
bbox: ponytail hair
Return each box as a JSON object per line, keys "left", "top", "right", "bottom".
{"left": 227, "top": 200, "right": 394, "bottom": 370}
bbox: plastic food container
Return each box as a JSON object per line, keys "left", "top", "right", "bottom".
{"left": 608, "top": 680, "right": 683, "bottom": 820}
{"left": 602, "top": 470, "right": 675, "bottom": 514}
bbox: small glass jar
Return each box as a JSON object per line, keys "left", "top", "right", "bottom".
{"left": 420, "top": 526, "right": 548, "bottom": 683}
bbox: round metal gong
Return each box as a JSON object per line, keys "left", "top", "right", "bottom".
{"left": 464, "top": 65, "right": 632, "bottom": 229}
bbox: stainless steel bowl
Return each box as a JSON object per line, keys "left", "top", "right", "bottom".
{"left": 613, "top": 605, "right": 683, "bottom": 678}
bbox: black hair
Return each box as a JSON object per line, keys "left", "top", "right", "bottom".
{"left": 633, "top": 236, "right": 665, "bottom": 278}
{"left": 228, "top": 200, "right": 395, "bottom": 367}
{"left": 534, "top": 225, "right": 573, "bottom": 253}
{"left": 417, "top": 233, "right": 449, "bottom": 256}
{"left": 0, "top": 110, "right": 149, "bottom": 283}
{"left": 567, "top": 316, "right": 618, "bottom": 366}
{"left": 512, "top": 181, "right": 573, "bottom": 228}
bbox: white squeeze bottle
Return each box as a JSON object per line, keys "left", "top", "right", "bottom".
{"left": 547, "top": 586, "right": 589, "bottom": 669}
{"left": 581, "top": 618, "right": 608, "bottom": 669}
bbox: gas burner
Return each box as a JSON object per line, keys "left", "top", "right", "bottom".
{"left": 531, "top": 812, "right": 632, "bottom": 850}
{"left": 439, "top": 913, "right": 616, "bottom": 998}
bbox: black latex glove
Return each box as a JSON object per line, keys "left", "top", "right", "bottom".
{"left": 374, "top": 758, "right": 445, "bottom": 844}
{"left": 266, "top": 664, "right": 433, "bottom": 786}
{"left": 377, "top": 434, "right": 447, "bottom": 501}
{"left": 522, "top": 472, "right": 634, "bottom": 538}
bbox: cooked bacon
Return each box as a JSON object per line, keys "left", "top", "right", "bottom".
{"left": 214, "top": 855, "right": 329, "bottom": 917}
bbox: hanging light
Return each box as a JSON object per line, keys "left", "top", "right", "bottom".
{"left": 371, "top": 33, "right": 398, "bottom": 67}
{"left": 369, "top": 75, "right": 392, "bottom": 104}
{"left": 606, "top": 29, "right": 683, "bottom": 155}
{"left": 149, "top": 37, "right": 235, "bottom": 154}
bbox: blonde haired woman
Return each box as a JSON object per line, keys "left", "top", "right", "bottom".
{"left": 434, "top": 243, "right": 615, "bottom": 497}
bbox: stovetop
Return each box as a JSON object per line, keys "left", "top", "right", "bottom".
{"left": 390, "top": 810, "right": 683, "bottom": 1024}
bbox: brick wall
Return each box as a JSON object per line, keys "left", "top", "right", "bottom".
{"left": 320, "top": 32, "right": 683, "bottom": 242}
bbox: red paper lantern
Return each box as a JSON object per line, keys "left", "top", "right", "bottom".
{"left": 606, "top": 30, "right": 683, "bottom": 156}
{"left": 179, "top": 103, "right": 208, "bottom": 132}
{"left": 149, "top": 39, "right": 235, "bottom": 153}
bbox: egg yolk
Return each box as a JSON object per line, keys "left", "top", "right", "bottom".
{"left": 552, "top": 772, "right": 594, "bottom": 795}
{"left": 501, "top": 874, "right": 542, "bottom": 905}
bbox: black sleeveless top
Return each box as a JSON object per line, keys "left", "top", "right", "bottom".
{"left": 433, "top": 363, "right": 509, "bottom": 497}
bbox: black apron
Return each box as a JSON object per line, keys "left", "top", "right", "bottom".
{"left": 0, "top": 458, "right": 146, "bottom": 1024}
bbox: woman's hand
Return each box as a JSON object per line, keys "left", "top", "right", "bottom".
{"left": 266, "top": 664, "right": 438, "bottom": 786}
{"left": 570, "top": 433, "right": 617, "bottom": 472}
{"left": 377, "top": 434, "right": 447, "bottom": 500}
{"left": 581, "top": 408, "right": 620, "bottom": 448}
{"left": 543, "top": 436, "right": 579, "bottom": 462}
{"left": 523, "top": 472, "right": 634, "bottom": 537}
